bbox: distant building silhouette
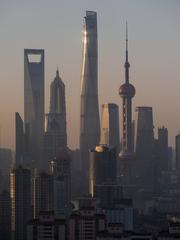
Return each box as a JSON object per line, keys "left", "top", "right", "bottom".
{"left": 33, "top": 171, "right": 53, "bottom": 218}
{"left": 44, "top": 69, "right": 67, "bottom": 168}
{"left": 94, "top": 183, "right": 123, "bottom": 208}
{"left": 68, "top": 205, "right": 106, "bottom": 240}
{"left": 0, "top": 148, "right": 13, "bottom": 189}
{"left": 49, "top": 148, "right": 71, "bottom": 217}
{"left": 10, "top": 166, "right": 31, "bottom": 240}
{"left": 158, "top": 126, "right": 169, "bottom": 171}
{"left": 80, "top": 11, "right": 100, "bottom": 181}
{"left": 168, "top": 146, "right": 173, "bottom": 170}
{"left": 134, "top": 106, "right": 155, "bottom": 192}
{"left": 24, "top": 49, "right": 44, "bottom": 169}
{"left": 97, "top": 199, "right": 133, "bottom": 231}
{"left": 175, "top": 133, "right": 180, "bottom": 170}
{"left": 0, "top": 189, "right": 11, "bottom": 240}
{"left": 15, "top": 112, "right": 24, "bottom": 166}
{"left": 89, "top": 145, "right": 117, "bottom": 196}
{"left": 27, "top": 211, "right": 66, "bottom": 240}
{"left": 100, "top": 103, "right": 120, "bottom": 153}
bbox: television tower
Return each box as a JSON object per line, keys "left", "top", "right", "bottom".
{"left": 118, "top": 23, "right": 136, "bottom": 189}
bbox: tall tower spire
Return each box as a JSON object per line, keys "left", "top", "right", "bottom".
{"left": 118, "top": 23, "right": 136, "bottom": 188}
{"left": 119, "top": 24, "right": 135, "bottom": 155}
{"left": 125, "top": 21, "right": 130, "bottom": 84}
{"left": 56, "top": 66, "right": 59, "bottom": 78}
{"left": 126, "top": 21, "right": 128, "bottom": 55}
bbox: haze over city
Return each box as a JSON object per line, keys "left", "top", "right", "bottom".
{"left": 0, "top": 0, "right": 180, "bottom": 150}
{"left": 2, "top": 1, "right": 180, "bottom": 239}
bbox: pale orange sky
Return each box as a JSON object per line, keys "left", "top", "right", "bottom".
{"left": 0, "top": 0, "right": 180, "bottom": 150}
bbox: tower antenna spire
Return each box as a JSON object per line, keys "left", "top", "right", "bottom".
{"left": 119, "top": 21, "right": 136, "bottom": 187}
{"left": 125, "top": 21, "right": 130, "bottom": 84}
{"left": 56, "top": 66, "right": 59, "bottom": 77}
{"left": 126, "top": 21, "right": 128, "bottom": 55}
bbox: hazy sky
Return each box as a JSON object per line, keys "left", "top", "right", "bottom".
{"left": 0, "top": 0, "right": 180, "bottom": 150}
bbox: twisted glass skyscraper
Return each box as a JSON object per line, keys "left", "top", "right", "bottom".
{"left": 80, "top": 11, "right": 100, "bottom": 177}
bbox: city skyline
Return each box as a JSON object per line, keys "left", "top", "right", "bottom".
{"left": 0, "top": 0, "right": 180, "bottom": 150}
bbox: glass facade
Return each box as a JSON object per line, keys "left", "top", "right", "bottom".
{"left": 24, "top": 49, "right": 44, "bottom": 168}
{"left": 80, "top": 11, "right": 100, "bottom": 176}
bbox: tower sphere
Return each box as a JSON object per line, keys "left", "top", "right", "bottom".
{"left": 119, "top": 83, "right": 135, "bottom": 98}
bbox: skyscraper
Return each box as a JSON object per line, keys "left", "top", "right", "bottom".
{"left": 100, "top": 103, "right": 120, "bottom": 153}
{"left": 134, "top": 106, "right": 155, "bottom": 192}
{"left": 44, "top": 69, "right": 67, "bottom": 167}
{"left": 49, "top": 148, "right": 71, "bottom": 216}
{"left": 27, "top": 212, "right": 67, "bottom": 240}
{"left": 80, "top": 11, "right": 100, "bottom": 177}
{"left": 24, "top": 49, "right": 44, "bottom": 169}
{"left": 10, "top": 166, "right": 31, "bottom": 240}
{"left": 15, "top": 112, "right": 24, "bottom": 166}
{"left": 118, "top": 24, "right": 136, "bottom": 187}
{"left": 158, "top": 126, "right": 169, "bottom": 171}
{"left": 68, "top": 205, "right": 106, "bottom": 240}
{"left": 0, "top": 148, "right": 13, "bottom": 190}
{"left": 0, "top": 189, "right": 11, "bottom": 240}
{"left": 89, "top": 145, "right": 117, "bottom": 196}
{"left": 175, "top": 133, "right": 180, "bottom": 170}
{"left": 33, "top": 171, "right": 54, "bottom": 218}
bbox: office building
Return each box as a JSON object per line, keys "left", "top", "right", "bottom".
{"left": 33, "top": 171, "right": 54, "bottom": 218}
{"left": 134, "top": 106, "right": 155, "bottom": 192}
{"left": 27, "top": 211, "right": 66, "bottom": 240}
{"left": 24, "top": 49, "right": 44, "bottom": 169}
{"left": 118, "top": 24, "right": 136, "bottom": 188}
{"left": 168, "top": 146, "right": 173, "bottom": 170}
{"left": 94, "top": 183, "right": 123, "bottom": 208}
{"left": 10, "top": 166, "right": 31, "bottom": 240}
{"left": 50, "top": 148, "right": 71, "bottom": 217}
{"left": 158, "top": 126, "right": 169, "bottom": 171}
{"left": 69, "top": 149, "right": 82, "bottom": 199}
{"left": 0, "top": 189, "right": 11, "bottom": 240}
{"left": 0, "top": 171, "right": 2, "bottom": 192}
{"left": 0, "top": 148, "right": 13, "bottom": 176}
{"left": 80, "top": 11, "right": 100, "bottom": 179}
{"left": 89, "top": 145, "right": 117, "bottom": 196}
{"left": 97, "top": 232, "right": 153, "bottom": 240}
{"left": 0, "top": 148, "right": 13, "bottom": 189}
{"left": 15, "top": 112, "right": 24, "bottom": 166}
{"left": 175, "top": 133, "right": 180, "bottom": 170}
{"left": 44, "top": 69, "right": 67, "bottom": 167}
{"left": 68, "top": 206, "right": 106, "bottom": 240}
{"left": 97, "top": 199, "right": 133, "bottom": 231}
{"left": 100, "top": 103, "right": 120, "bottom": 153}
